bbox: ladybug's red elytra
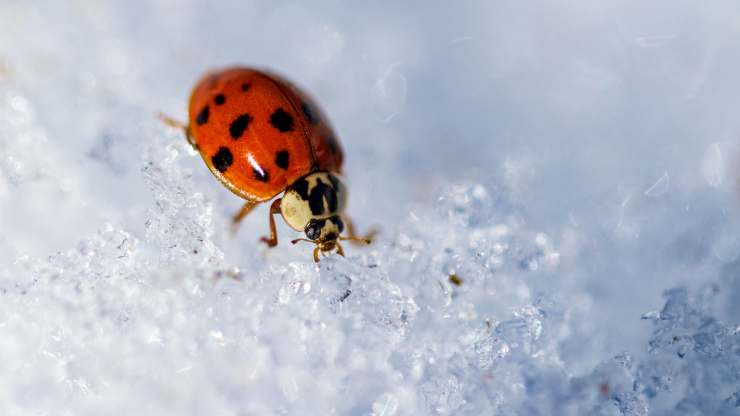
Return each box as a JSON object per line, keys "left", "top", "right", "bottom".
{"left": 160, "top": 67, "right": 373, "bottom": 262}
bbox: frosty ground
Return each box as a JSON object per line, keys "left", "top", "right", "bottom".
{"left": 1, "top": 1, "right": 739, "bottom": 415}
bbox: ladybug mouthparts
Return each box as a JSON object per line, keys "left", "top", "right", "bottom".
{"left": 290, "top": 237, "right": 344, "bottom": 263}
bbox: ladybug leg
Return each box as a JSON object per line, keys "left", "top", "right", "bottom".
{"left": 156, "top": 112, "right": 196, "bottom": 149}
{"left": 230, "top": 199, "right": 260, "bottom": 236}
{"left": 259, "top": 198, "right": 283, "bottom": 247}
{"left": 335, "top": 241, "right": 346, "bottom": 257}
{"left": 291, "top": 238, "right": 321, "bottom": 262}
{"left": 340, "top": 215, "right": 377, "bottom": 246}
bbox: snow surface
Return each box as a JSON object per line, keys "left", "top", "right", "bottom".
{"left": 1, "top": 1, "right": 739, "bottom": 415}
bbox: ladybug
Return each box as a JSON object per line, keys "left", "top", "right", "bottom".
{"left": 159, "top": 67, "right": 372, "bottom": 262}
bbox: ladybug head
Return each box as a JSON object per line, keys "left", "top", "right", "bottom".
{"left": 292, "top": 215, "right": 346, "bottom": 261}
{"left": 305, "top": 215, "right": 343, "bottom": 248}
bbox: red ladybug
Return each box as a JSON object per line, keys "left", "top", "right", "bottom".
{"left": 160, "top": 67, "right": 372, "bottom": 262}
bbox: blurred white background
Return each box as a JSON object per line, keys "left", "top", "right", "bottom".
{"left": 1, "top": 1, "right": 739, "bottom": 414}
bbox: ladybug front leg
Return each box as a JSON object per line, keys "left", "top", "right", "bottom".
{"left": 156, "top": 112, "right": 196, "bottom": 149}
{"left": 230, "top": 199, "right": 260, "bottom": 236}
{"left": 260, "top": 198, "right": 283, "bottom": 247}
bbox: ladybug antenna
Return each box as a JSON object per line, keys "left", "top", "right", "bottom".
{"left": 339, "top": 236, "right": 372, "bottom": 245}
{"left": 291, "top": 238, "right": 316, "bottom": 245}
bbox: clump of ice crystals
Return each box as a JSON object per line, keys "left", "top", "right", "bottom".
{"left": 636, "top": 286, "right": 740, "bottom": 415}
{"left": 141, "top": 139, "right": 223, "bottom": 270}
{"left": 2, "top": 154, "right": 738, "bottom": 414}
{"left": 518, "top": 284, "right": 740, "bottom": 416}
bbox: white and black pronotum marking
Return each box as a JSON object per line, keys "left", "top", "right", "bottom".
{"left": 280, "top": 171, "right": 347, "bottom": 242}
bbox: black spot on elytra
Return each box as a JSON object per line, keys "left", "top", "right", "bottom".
{"left": 211, "top": 147, "right": 233, "bottom": 172}
{"left": 301, "top": 102, "right": 320, "bottom": 125}
{"left": 253, "top": 167, "right": 269, "bottom": 182}
{"left": 229, "top": 113, "right": 253, "bottom": 139}
{"left": 275, "top": 150, "right": 290, "bottom": 170}
{"left": 196, "top": 105, "right": 209, "bottom": 125}
{"left": 325, "top": 135, "right": 338, "bottom": 154}
{"left": 241, "top": 82, "right": 251, "bottom": 92}
{"left": 305, "top": 218, "right": 326, "bottom": 240}
{"left": 270, "top": 108, "right": 294, "bottom": 132}
{"left": 214, "top": 94, "right": 226, "bottom": 105}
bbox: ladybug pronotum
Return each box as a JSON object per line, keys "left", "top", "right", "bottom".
{"left": 160, "top": 67, "right": 372, "bottom": 262}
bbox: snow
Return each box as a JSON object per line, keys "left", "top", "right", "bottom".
{"left": 1, "top": 1, "right": 739, "bottom": 415}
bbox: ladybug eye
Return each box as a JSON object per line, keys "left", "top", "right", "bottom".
{"left": 305, "top": 219, "right": 325, "bottom": 240}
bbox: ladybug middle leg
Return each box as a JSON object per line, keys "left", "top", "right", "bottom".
{"left": 156, "top": 113, "right": 196, "bottom": 149}
{"left": 230, "top": 199, "right": 260, "bottom": 236}
{"left": 259, "top": 199, "right": 283, "bottom": 247}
